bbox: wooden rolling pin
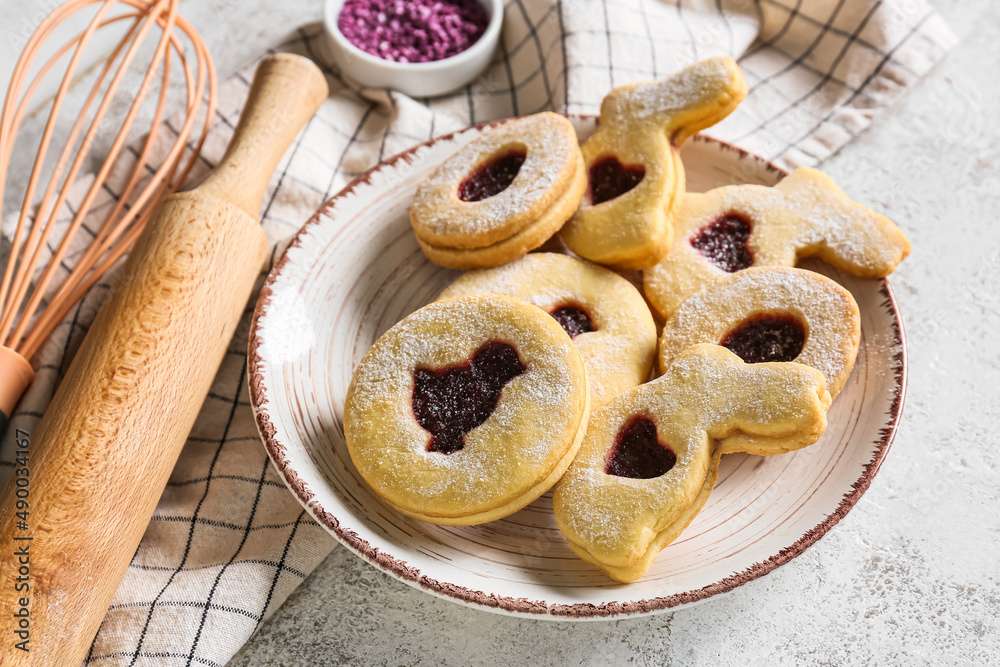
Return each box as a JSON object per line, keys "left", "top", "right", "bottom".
{"left": 0, "top": 53, "right": 328, "bottom": 664}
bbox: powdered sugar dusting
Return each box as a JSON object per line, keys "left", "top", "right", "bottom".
{"left": 701, "top": 168, "right": 908, "bottom": 271}
{"left": 647, "top": 167, "right": 908, "bottom": 319}
{"left": 437, "top": 253, "right": 657, "bottom": 406}
{"left": 345, "top": 295, "right": 587, "bottom": 516}
{"left": 775, "top": 169, "right": 909, "bottom": 271}
{"left": 660, "top": 267, "right": 859, "bottom": 396}
{"left": 556, "top": 344, "right": 829, "bottom": 566}
{"left": 626, "top": 57, "right": 733, "bottom": 122}
{"left": 410, "top": 114, "right": 579, "bottom": 244}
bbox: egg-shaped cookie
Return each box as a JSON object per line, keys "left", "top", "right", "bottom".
{"left": 410, "top": 112, "right": 586, "bottom": 269}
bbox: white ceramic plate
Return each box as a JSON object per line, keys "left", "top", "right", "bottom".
{"left": 247, "top": 117, "right": 907, "bottom": 619}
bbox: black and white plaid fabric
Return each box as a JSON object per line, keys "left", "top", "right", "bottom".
{"left": 0, "top": 1, "right": 953, "bottom": 664}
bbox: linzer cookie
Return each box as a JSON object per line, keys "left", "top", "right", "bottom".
{"left": 658, "top": 267, "right": 861, "bottom": 399}
{"left": 438, "top": 253, "right": 658, "bottom": 407}
{"left": 560, "top": 56, "right": 747, "bottom": 270}
{"left": 553, "top": 344, "right": 831, "bottom": 582}
{"left": 643, "top": 167, "right": 911, "bottom": 319}
{"left": 410, "top": 112, "right": 586, "bottom": 269}
{"left": 344, "top": 294, "right": 590, "bottom": 526}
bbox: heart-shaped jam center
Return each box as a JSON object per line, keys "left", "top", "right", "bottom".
{"left": 549, "top": 305, "right": 595, "bottom": 338}
{"left": 589, "top": 156, "right": 645, "bottom": 205}
{"left": 605, "top": 416, "right": 677, "bottom": 479}
{"left": 720, "top": 313, "right": 806, "bottom": 364}
{"left": 412, "top": 341, "right": 526, "bottom": 454}
{"left": 690, "top": 214, "right": 754, "bottom": 272}
{"left": 458, "top": 150, "right": 527, "bottom": 202}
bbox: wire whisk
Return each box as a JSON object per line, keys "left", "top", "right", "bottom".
{"left": 0, "top": 0, "right": 216, "bottom": 421}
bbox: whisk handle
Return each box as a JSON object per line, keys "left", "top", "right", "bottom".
{"left": 199, "top": 53, "right": 330, "bottom": 216}
{"left": 0, "top": 54, "right": 327, "bottom": 664}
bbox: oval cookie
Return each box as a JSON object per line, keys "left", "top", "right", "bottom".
{"left": 410, "top": 112, "right": 586, "bottom": 269}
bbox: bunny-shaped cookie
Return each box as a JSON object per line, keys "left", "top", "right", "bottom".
{"left": 643, "top": 167, "right": 911, "bottom": 319}
{"left": 553, "top": 344, "right": 831, "bottom": 582}
{"left": 560, "top": 56, "right": 748, "bottom": 270}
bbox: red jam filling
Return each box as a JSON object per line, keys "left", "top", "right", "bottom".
{"left": 458, "top": 150, "right": 527, "bottom": 202}
{"left": 412, "top": 341, "right": 526, "bottom": 454}
{"left": 605, "top": 416, "right": 677, "bottom": 479}
{"left": 549, "top": 305, "right": 595, "bottom": 338}
{"left": 690, "top": 214, "right": 754, "bottom": 272}
{"left": 720, "top": 313, "right": 806, "bottom": 364}
{"left": 589, "top": 156, "right": 645, "bottom": 205}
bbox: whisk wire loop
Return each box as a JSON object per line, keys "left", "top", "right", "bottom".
{"left": 0, "top": 0, "right": 215, "bottom": 411}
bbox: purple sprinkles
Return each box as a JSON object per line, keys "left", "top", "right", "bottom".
{"left": 338, "top": 0, "right": 490, "bottom": 63}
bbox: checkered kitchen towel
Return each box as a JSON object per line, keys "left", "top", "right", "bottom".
{"left": 0, "top": 0, "right": 953, "bottom": 664}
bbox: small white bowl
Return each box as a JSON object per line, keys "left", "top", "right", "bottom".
{"left": 324, "top": 0, "right": 502, "bottom": 97}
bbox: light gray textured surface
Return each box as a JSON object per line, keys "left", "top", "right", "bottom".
{"left": 4, "top": 0, "right": 997, "bottom": 664}
{"left": 228, "top": 1, "right": 998, "bottom": 664}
